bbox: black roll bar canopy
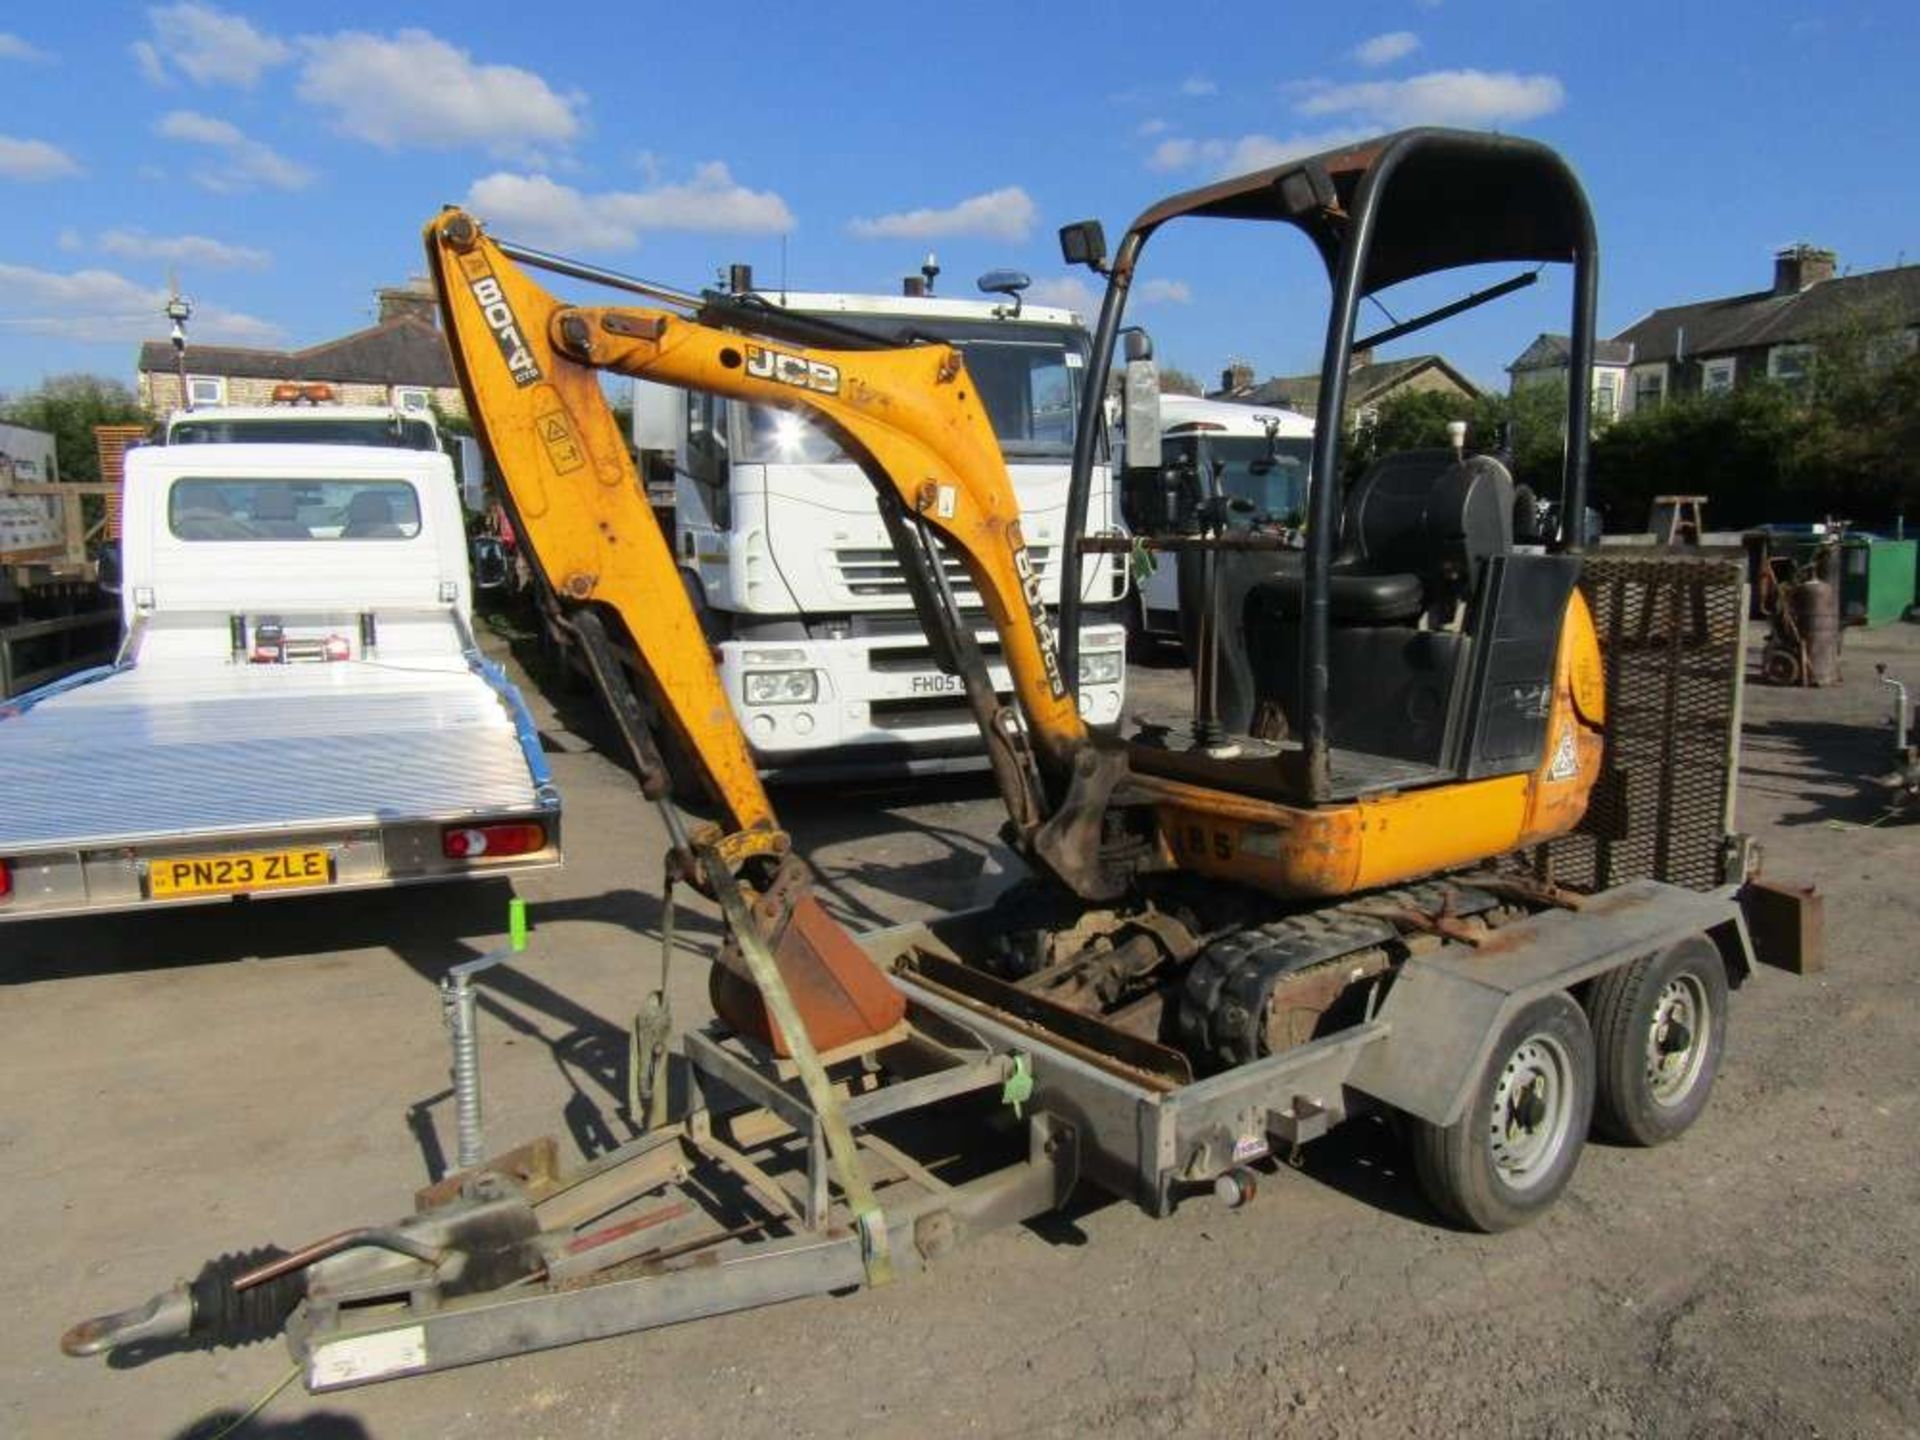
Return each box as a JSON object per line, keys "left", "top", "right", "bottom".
{"left": 1060, "top": 127, "right": 1598, "bottom": 801}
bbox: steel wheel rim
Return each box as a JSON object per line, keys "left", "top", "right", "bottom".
{"left": 1647, "top": 973, "right": 1711, "bottom": 1107}
{"left": 1488, "top": 1033, "right": 1575, "bottom": 1189}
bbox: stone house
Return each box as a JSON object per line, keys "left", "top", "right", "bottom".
{"left": 1505, "top": 335, "right": 1636, "bottom": 422}
{"left": 136, "top": 283, "right": 467, "bottom": 420}
{"left": 1210, "top": 347, "right": 1480, "bottom": 424}
{"left": 1509, "top": 246, "right": 1920, "bottom": 418}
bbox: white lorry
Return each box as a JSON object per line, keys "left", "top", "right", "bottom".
{"left": 0, "top": 442, "right": 559, "bottom": 920}
{"left": 633, "top": 277, "right": 1129, "bottom": 777}
{"left": 1125, "top": 394, "right": 1313, "bottom": 650}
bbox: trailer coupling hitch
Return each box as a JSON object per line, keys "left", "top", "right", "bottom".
{"left": 62, "top": 1244, "right": 311, "bottom": 1358}
{"left": 62, "top": 1227, "right": 449, "bottom": 1360}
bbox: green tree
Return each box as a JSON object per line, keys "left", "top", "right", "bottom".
{"left": 1344, "top": 388, "right": 1526, "bottom": 474}
{"left": 0, "top": 374, "right": 151, "bottom": 482}
{"left": 1589, "top": 384, "right": 1804, "bottom": 531}
{"left": 1157, "top": 367, "right": 1204, "bottom": 397}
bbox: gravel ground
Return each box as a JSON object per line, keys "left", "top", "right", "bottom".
{"left": 5, "top": 617, "right": 1917, "bottom": 1439}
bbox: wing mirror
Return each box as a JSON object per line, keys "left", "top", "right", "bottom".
{"left": 95, "top": 540, "right": 123, "bottom": 595}
{"left": 469, "top": 535, "right": 510, "bottom": 592}
{"left": 1121, "top": 328, "right": 1160, "bottom": 473}
{"left": 977, "top": 269, "right": 1030, "bottom": 318}
{"left": 1058, "top": 220, "right": 1108, "bottom": 272}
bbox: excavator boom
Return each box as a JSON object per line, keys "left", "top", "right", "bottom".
{"left": 424, "top": 211, "right": 1087, "bottom": 852}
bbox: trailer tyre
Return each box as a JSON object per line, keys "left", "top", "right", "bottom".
{"left": 1411, "top": 992, "right": 1594, "bottom": 1233}
{"left": 1586, "top": 934, "right": 1727, "bottom": 1146}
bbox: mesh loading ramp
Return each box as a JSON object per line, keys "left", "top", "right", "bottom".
{"left": 1533, "top": 551, "right": 1747, "bottom": 892}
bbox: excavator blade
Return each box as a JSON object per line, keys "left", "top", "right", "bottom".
{"left": 712, "top": 890, "right": 906, "bottom": 1058}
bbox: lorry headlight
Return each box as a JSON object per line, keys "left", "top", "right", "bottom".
{"left": 1078, "top": 650, "right": 1123, "bottom": 686}
{"left": 745, "top": 669, "right": 819, "bottom": 705}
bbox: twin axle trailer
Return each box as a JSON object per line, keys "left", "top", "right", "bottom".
{"left": 60, "top": 549, "right": 1812, "bottom": 1390}
{"left": 64, "top": 552, "right": 1818, "bottom": 1392}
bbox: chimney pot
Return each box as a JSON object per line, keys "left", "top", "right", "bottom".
{"left": 377, "top": 282, "right": 438, "bottom": 329}
{"left": 1773, "top": 244, "right": 1837, "bottom": 295}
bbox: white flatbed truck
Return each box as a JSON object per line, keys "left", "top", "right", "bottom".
{"left": 0, "top": 442, "right": 558, "bottom": 920}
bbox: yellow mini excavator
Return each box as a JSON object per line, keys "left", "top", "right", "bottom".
{"left": 416, "top": 130, "right": 1611, "bottom": 1073}
{"left": 67, "top": 131, "right": 1796, "bottom": 1389}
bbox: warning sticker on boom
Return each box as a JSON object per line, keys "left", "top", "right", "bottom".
{"left": 532, "top": 388, "right": 586, "bottom": 475}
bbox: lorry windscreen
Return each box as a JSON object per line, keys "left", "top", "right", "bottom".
{"left": 740, "top": 322, "right": 1088, "bottom": 465}
{"left": 168, "top": 478, "right": 422, "bottom": 541}
{"left": 1163, "top": 434, "right": 1312, "bottom": 525}
{"left": 169, "top": 418, "right": 440, "bottom": 450}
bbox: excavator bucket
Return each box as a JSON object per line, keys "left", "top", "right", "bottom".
{"left": 712, "top": 889, "right": 907, "bottom": 1058}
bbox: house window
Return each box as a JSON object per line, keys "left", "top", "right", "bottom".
{"left": 1769, "top": 344, "right": 1815, "bottom": 390}
{"left": 186, "top": 375, "right": 225, "bottom": 406}
{"left": 1594, "top": 374, "right": 1618, "bottom": 421}
{"left": 1632, "top": 368, "right": 1665, "bottom": 413}
{"left": 392, "top": 385, "right": 432, "bottom": 414}
{"left": 1701, "top": 358, "right": 1736, "bottom": 396}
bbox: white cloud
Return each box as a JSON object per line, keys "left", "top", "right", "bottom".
{"left": 848, "top": 187, "right": 1036, "bottom": 242}
{"left": 135, "top": 3, "right": 289, "bottom": 87}
{"left": 0, "top": 33, "right": 51, "bottom": 62}
{"left": 1027, "top": 276, "right": 1097, "bottom": 313}
{"left": 0, "top": 135, "right": 80, "bottom": 181}
{"left": 1148, "top": 128, "right": 1370, "bottom": 177}
{"left": 1295, "top": 69, "right": 1565, "bottom": 127}
{"left": 464, "top": 165, "right": 794, "bottom": 252}
{"left": 297, "top": 29, "right": 582, "bottom": 159}
{"left": 1137, "top": 117, "right": 1169, "bottom": 137}
{"left": 1180, "top": 75, "right": 1218, "bottom": 97}
{"left": 95, "top": 228, "right": 270, "bottom": 269}
{"left": 155, "top": 109, "right": 312, "bottom": 191}
{"left": 1146, "top": 138, "right": 1197, "bottom": 172}
{"left": 1353, "top": 31, "right": 1420, "bottom": 67}
{"left": 1137, "top": 278, "right": 1192, "bottom": 305}
{"left": 0, "top": 262, "right": 280, "bottom": 344}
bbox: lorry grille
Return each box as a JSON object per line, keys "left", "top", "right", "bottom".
{"left": 1532, "top": 553, "right": 1746, "bottom": 892}
{"left": 831, "top": 544, "right": 1052, "bottom": 600}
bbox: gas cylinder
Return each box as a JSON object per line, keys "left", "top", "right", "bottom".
{"left": 1793, "top": 572, "right": 1841, "bottom": 687}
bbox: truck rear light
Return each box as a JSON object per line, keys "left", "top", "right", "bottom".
{"left": 443, "top": 822, "right": 547, "bottom": 860}
{"left": 0, "top": 860, "right": 11, "bottom": 901}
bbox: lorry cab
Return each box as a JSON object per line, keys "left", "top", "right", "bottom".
{"left": 635, "top": 285, "right": 1129, "bottom": 777}
{"left": 1127, "top": 395, "right": 1314, "bottom": 651}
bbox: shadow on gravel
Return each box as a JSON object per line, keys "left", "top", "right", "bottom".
{"left": 172, "top": 1410, "right": 368, "bottom": 1440}
{"left": 1284, "top": 1113, "right": 1444, "bottom": 1229}
{"left": 1739, "top": 716, "right": 1896, "bottom": 826}
{"left": 1, "top": 878, "right": 518, "bottom": 983}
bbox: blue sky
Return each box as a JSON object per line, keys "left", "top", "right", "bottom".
{"left": 1, "top": 2, "right": 1915, "bottom": 401}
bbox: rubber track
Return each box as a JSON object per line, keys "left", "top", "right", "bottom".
{"left": 1178, "top": 880, "right": 1503, "bottom": 1071}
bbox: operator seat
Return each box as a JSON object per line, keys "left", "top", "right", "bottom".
{"left": 1247, "top": 449, "right": 1516, "bottom": 625}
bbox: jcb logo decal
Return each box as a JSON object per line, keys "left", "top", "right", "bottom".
{"left": 745, "top": 345, "right": 839, "bottom": 395}
{"left": 1010, "top": 520, "right": 1067, "bottom": 700}
{"left": 468, "top": 273, "right": 542, "bottom": 388}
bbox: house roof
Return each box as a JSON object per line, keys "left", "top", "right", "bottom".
{"left": 1613, "top": 265, "right": 1920, "bottom": 367}
{"left": 137, "top": 316, "right": 457, "bottom": 388}
{"left": 1508, "top": 332, "right": 1635, "bottom": 371}
{"left": 1211, "top": 354, "right": 1480, "bottom": 411}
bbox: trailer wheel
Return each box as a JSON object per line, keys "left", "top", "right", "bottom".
{"left": 1586, "top": 934, "right": 1727, "bottom": 1146}
{"left": 1411, "top": 992, "right": 1594, "bottom": 1232}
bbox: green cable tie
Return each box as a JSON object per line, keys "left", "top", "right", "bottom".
{"left": 1001, "top": 1053, "right": 1034, "bottom": 1118}
{"left": 508, "top": 896, "right": 528, "bottom": 952}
